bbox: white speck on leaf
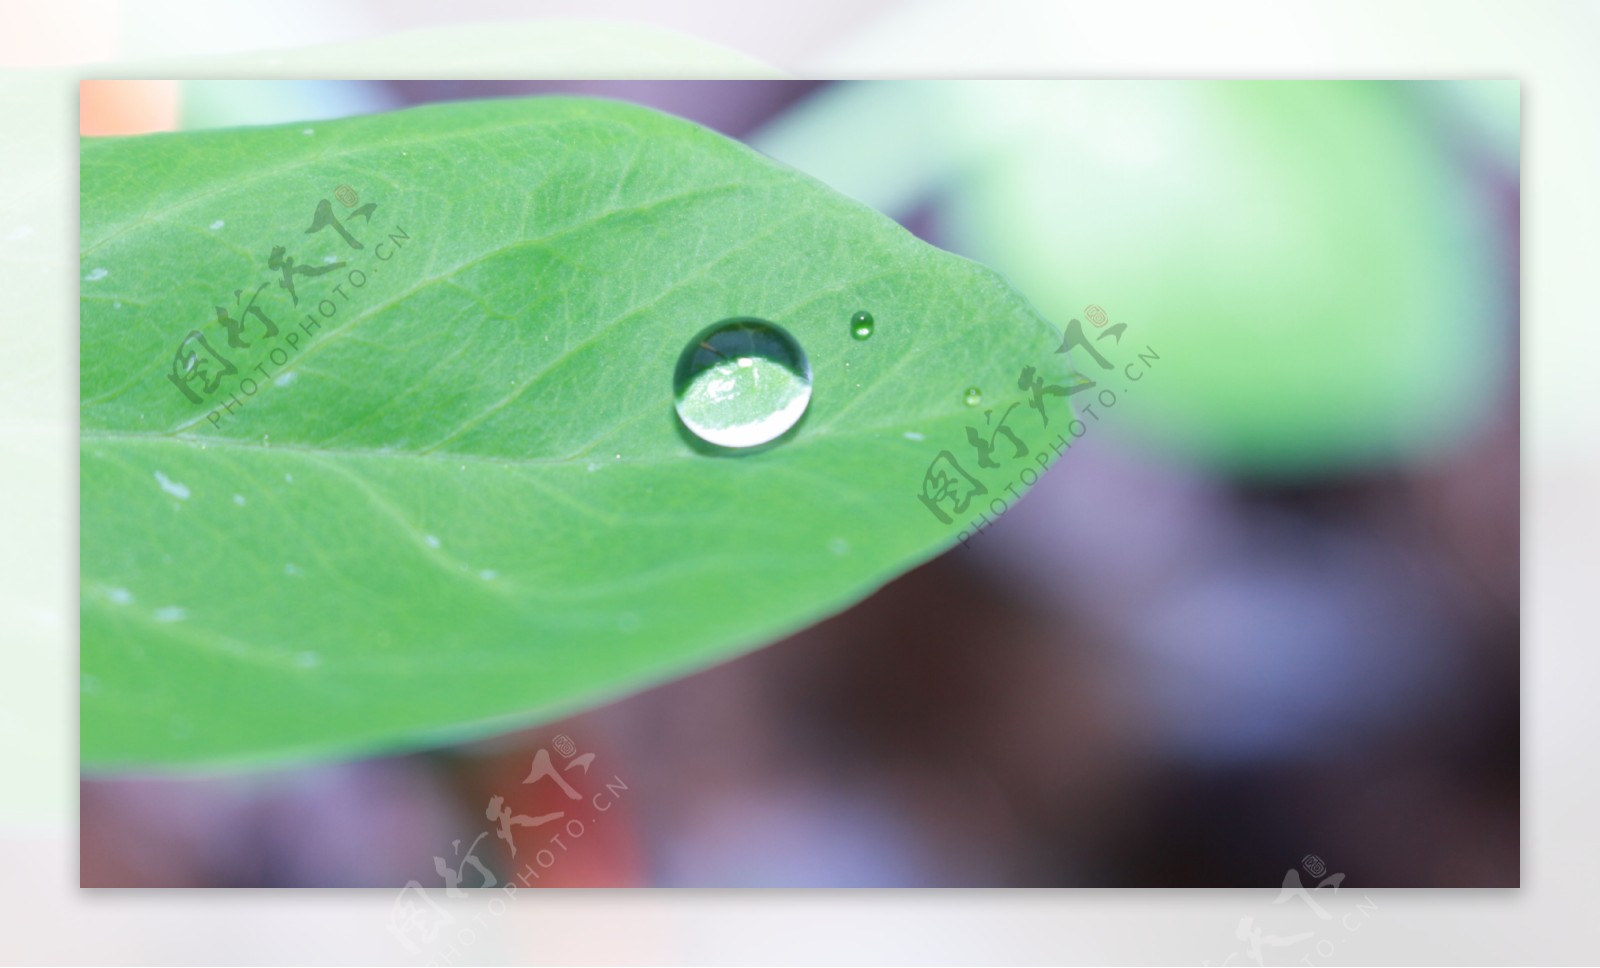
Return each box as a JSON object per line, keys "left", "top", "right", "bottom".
{"left": 284, "top": 473, "right": 294, "bottom": 483}
{"left": 153, "top": 470, "right": 190, "bottom": 500}
{"left": 284, "top": 563, "right": 301, "bottom": 576}
{"left": 903, "top": 432, "right": 925, "bottom": 441}
{"left": 294, "top": 652, "right": 321, "bottom": 668}
{"left": 479, "top": 570, "right": 498, "bottom": 581}
{"left": 209, "top": 220, "right": 224, "bottom": 230}
{"left": 232, "top": 494, "right": 246, "bottom": 506}
{"left": 424, "top": 535, "right": 440, "bottom": 548}
{"left": 85, "top": 267, "right": 108, "bottom": 282}
{"left": 113, "top": 300, "right": 122, "bottom": 309}
{"left": 106, "top": 587, "right": 133, "bottom": 605}
{"left": 275, "top": 371, "right": 297, "bottom": 387}
{"left": 302, "top": 128, "right": 314, "bottom": 136}
{"left": 829, "top": 537, "right": 850, "bottom": 556}
{"left": 322, "top": 255, "right": 338, "bottom": 264}
{"left": 153, "top": 606, "right": 187, "bottom": 622}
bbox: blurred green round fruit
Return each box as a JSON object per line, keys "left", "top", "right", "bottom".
{"left": 943, "top": 81, "right": 1511, "bottom": 476}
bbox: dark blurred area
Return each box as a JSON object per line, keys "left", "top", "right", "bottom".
{"left": 80, "top": 79, "right": 1518, "bottom": 889}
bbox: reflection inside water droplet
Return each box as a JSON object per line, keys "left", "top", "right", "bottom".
{"left": 850, "top": 310, "right": 874, "bottom": 341}
{"left": 964, "top": 387, "right": 983, "bottom": 407}
{"left": 674, "top": 318, "right": 812, "bottom": 450}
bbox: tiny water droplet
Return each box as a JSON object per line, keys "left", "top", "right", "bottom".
{"left": 964, "top": 387, "right": 983, "bottom": 407}
{"left": 850, "top": 310, "right": 874, "bottom": 340}
{"left": 674, "top": 318, "right": 812, "bottom": 450}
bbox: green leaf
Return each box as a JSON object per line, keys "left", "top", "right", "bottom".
{"left": 80, "top": 96, "right": 1071, "bottom": 769}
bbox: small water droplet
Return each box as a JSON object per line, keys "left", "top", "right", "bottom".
{"left": 153, "top": 470, "right": 190, "bottom": 501}
{"left": 674, "top": 318, "right": 812, "bottom": 450}
{"left": 964, "top": 387, "right": 983, "bottom": 407}
{"left": 232, "top": 494, "right": 246, "bottom": 506}
{"left": 424, "top": 534, "right": 440, "bottom": 548}
{"left": 850, "top": 310, "right": 874, "bottom": 341}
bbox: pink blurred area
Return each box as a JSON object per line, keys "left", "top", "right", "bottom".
{"left": 79, "top": 80, "right": 177, "bottom": 136}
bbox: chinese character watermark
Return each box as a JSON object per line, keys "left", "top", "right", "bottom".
{"left": 161, "top": 186, "right": 413, "bottom": 429}
{"left": 385, "top": 734, "right": 630, "bottom": 961}
{"left": 913, "top": 305, "right": 1161, "bottom": 548}
{"left": 1205, "top": 855, "right": 1378, "bottom": 966}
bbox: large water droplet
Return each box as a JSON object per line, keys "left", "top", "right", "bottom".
{"left": 850, "top": 310, "right": 874, "bottom": 341}
{"left": 674, "top": 318, "right": 812, "bottom": 449}
{"left": 964, "top": 386, "right": 983, "bottom": 407}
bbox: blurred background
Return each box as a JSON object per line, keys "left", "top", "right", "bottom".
{"left": 78, "top": 78, "right": 1519, "bottom": 890}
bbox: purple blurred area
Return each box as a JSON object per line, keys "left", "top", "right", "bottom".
{"left": 80, "top": 80, "right": 1518, "bottom": 888}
